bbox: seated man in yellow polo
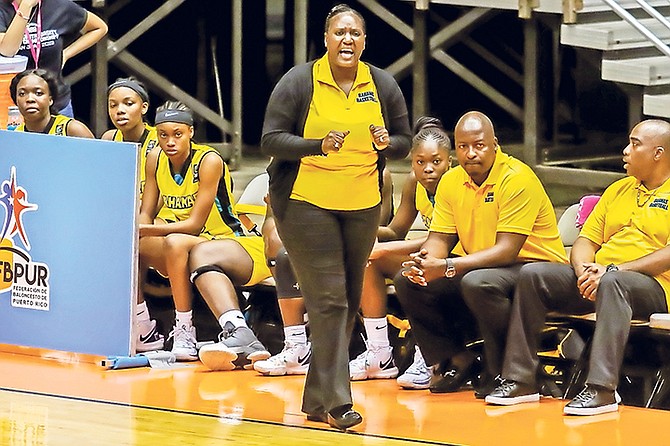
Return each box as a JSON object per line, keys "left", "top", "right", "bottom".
{"left": 394, "top": 111, "right": 567, "bottom": 397}
{"left": 486, "top": 119, "right": 670, "bottom": 416}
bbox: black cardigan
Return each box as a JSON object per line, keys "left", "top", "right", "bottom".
{"left": 261, "top": 60, "right": 412, "bottom": 219}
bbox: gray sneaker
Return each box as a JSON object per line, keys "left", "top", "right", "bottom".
{"left": 199, "top": 322, "right": 270, "bottom": 371}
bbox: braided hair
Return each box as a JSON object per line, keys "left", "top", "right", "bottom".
{"left": 411, "top": 116, "right": 451, "bottom": 154}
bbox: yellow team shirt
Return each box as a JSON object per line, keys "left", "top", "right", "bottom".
{"left": 155, "top": 142, "right": 243, "bottom": 240}
{"left": 16, "top": 115, "right": 72, "bottom": 135}
{"left": 580, "top": 176, "right": 670, "bottom": 304}
{"left": 291, "top": 54, "right": 383, "bottom": 210}
{"left": 431, "top": 149, "right": 568, "bottom": 263}
{"left": 415, "top": 181, "right": 435, "bottom": 229}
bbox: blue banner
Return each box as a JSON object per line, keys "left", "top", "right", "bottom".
{"left": 0, "top": 130, "right": 138, "bottom": 356}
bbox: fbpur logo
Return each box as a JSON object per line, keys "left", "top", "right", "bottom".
{"left": 0, "top": 167, "right": 51, "bottom": 310}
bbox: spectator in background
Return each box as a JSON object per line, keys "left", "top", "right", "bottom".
{"left": 0, "top": 0, "right": 108, "bottom": 117}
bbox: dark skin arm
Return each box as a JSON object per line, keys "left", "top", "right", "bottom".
{"left": 377, "top": 172, "right": 418, "bottom": 242}
{"left": 369, "top": 172, "right": 428, "bottom": 261}
{"left": 139, "top": 151, "right": 223, "bottom": 237}
{"left": 101, "top": 129, "right": 115, "bottom": 140}
{"left": 402, "top": 231, "right": 528, "bottom": 286}
{"left": 378, "top": 167, "right": 394, "bottom": 226}
{"left": 572, "top": 236, "right": 670, "bottom": 300}
{"left": 67, "top": 120, "right": 94, "bottom": 138}
{"left": 138, "top": 148, "right": 161, "bottom": 225}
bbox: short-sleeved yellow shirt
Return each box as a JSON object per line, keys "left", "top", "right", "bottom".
{"left": 290, "top": 54, "right": 384, "bottom": 211}
{"left": 431, "top": 149, "right": 567, "bottom": 264}
{"left": 580, "top": 176, "right": 670, "bottom": 304}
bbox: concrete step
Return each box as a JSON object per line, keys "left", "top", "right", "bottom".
{"left": 643, "top": 93, "right": 670, "bottom": 118}
{"left": 602, "top": 56, "right": 670, "bottom": 86}
{"left": 561, "top": 17, "right": 670, "bottom": 51}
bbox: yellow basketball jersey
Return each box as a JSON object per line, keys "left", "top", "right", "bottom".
{"left": 112, "top": 124, "right": 159, "bottom": 197}
{"left": 155, "top": 143, "right": 243, "bottom": 239}
{"left": 414, "top": 182, "right": 435, "bottom": 230}
{"left": 16, "top": 115, "right": 72, "bottom": 135}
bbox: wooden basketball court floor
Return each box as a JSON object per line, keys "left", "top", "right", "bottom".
{"left": 2, "top": 349, "right": 670, "bottom": 445}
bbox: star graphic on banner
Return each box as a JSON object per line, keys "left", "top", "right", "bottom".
{"left": 0, "top": 167, "right": 38, "bottom": 250}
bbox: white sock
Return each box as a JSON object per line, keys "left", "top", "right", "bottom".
{"left": 175, "top": 310, "right": 193, "bottom": 329}
{"left": 218, "top": 309, "right": 248, "bottom": 329}
{"left": 136, "top": 301, "right": 150, "bottom": 323}
{"left": 284, "top": 324, "right": 307, "bottom": 345}
{"left": 364, "top": 317, "right": 389, "bottom": 348}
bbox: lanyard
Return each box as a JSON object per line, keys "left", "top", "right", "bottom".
{"left": 12, "top": 1, "right": 42, "bottom": 68}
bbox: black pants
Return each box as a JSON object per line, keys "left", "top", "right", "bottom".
{"left": 393, "top": 273, "right": 478, "bottom": 368}
{"left": 502, "top": 263, "right": 668, "bottom": 390}
{"left": 460, "top": 265, "right": 524, "bottom": 379}
{"left": 275, "top": 199, "right": 379, "bottom": 415}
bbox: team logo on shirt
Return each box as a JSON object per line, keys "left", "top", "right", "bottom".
{"left": 0, "top": 167, "right": 51, "bottom": 311}
{"left": 162, "top": 193, "right": 196, "bottom": 210}
{"left": 145, "top": 140, "right": 158, "bottom": 156}
{"left": 193, "top": 162, "right": 201, "bottom": 183}
{"left": 356, "top": 91, "right": 377, "bottom": 103}
{"left": 484, "top": 191, "right": 495, "bottom": 203}
{"left": 421, "top": 214, "right": 432, "bottom": 229}
{"left": 650, "top": 198, "right": 669, "bottom": 211}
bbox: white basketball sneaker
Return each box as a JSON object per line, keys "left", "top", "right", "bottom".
{"left": 254, "top": 341, "right": 311, "bottom": 376}
{"left": 169, "top": 324, "right": 198, "bottom": 361}
{"left": 136, "top": 319, "right": 165, "bottom": 352}
{"left": 349, "top": 343, "right": 398, "bottom": 381}
{"left": 396, "top": 346, "right": 431, "bottom": 390}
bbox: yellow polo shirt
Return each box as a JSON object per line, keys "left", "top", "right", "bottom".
{"left": 580, "top": 176, "right": 670, "bottom": 303}
{"left": 290, "top": 54, "right": 383, "bottom": 211}
{"left": 431, "top": 149, "right": 568, "bottom": 263}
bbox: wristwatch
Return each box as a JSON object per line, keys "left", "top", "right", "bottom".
{"left": 444, "top": 258, "right": 457, "bottom": 278}
{"left": 605, "top": 263, "right": 619, "bottom": 273}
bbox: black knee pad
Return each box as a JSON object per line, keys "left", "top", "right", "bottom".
{"left": 189, "top": 264, "right": 225, "bottom": 284}
{"left": 274, "top": 248, "right": 301, "bottom": 298}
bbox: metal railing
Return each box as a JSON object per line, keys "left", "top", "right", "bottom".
{"left": 602, "top": 0, "right": 670, "bottom": 57}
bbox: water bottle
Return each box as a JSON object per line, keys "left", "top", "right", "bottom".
{"left": 7, "top": 106, "right": 21, "bottom": 131}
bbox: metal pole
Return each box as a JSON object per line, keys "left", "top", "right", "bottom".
{"left": 91, "top": 4, "right": 108, "bottom": 137}
{"left": 518, "top": 0, "right": 538, "bottom": 19}
{"left": 294, "top": 0, "right": 308, "bottom": 65}
{"left": 211, "top": 36, "right": 227, "bottom": 143}
{"left": 232, "top": 0, "right": 243, "bottom": 168}
{"left": 412, "top": 2, "right": 429, "bottom": 122}
{"left": 523, "top": 18, "right": 538, "bottom": 167}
